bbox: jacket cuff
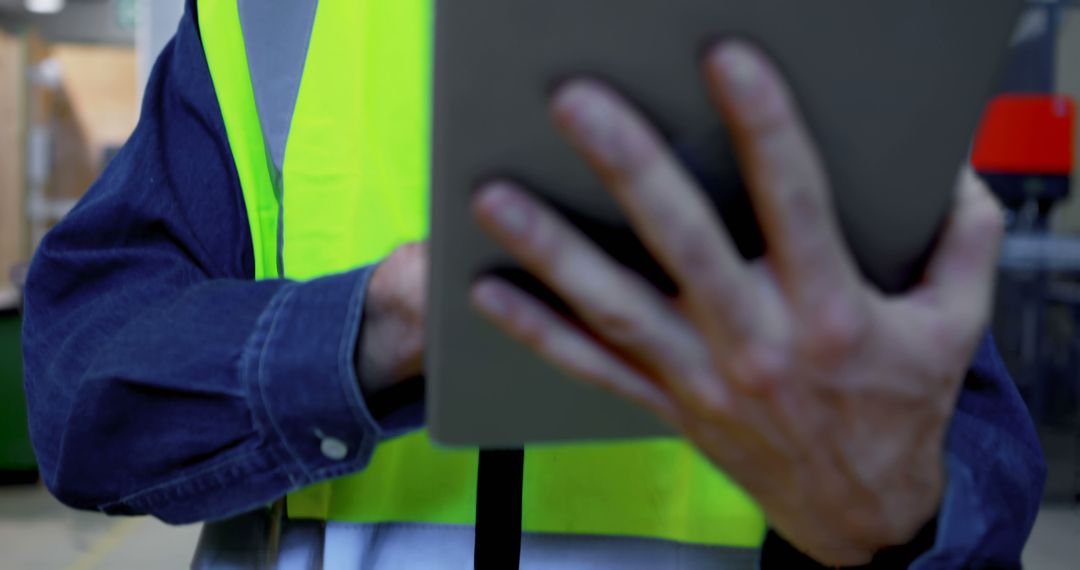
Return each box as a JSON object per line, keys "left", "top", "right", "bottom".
{"left": 910, "top": 454, "right": 988, "bottom": 568}
{"left": 243, "top": 267, "right": 382, "bottom": 486}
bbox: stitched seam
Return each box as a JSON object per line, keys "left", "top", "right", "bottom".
{"left": 256, "top": 283, "right": 315, "bottom": 481}
{"left": 105, "top": 446, "right": 269, "bottom": 508}
{"left": 240, "top": 289, "right": 275, "bottom": 439}
{"left": 120, "top": 462, "right": 293, "bottom": 520}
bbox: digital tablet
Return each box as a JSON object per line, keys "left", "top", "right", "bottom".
{"left": 427, "top": 0, "right": 1024, "bottom": 447}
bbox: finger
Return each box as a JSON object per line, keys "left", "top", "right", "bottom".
{"left": 549, "top": 80, "right": 762, "bottom": 343}
{"left": 471, "top": 277, "right": 681, "bottom": 422}
{"left": 910, "top": 168, "right": 1004, "bottom": 353}
{"left": 472, "top": 181, "right": 713, "bottom": 393}
{"left": 704, "top": 41, "right": 859, "bottom": 309}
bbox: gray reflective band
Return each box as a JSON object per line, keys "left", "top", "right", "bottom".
{"left": 237, "top": 0, "right": 318, "bottom": 173}
{"left": 237, "top": 0, "right": 317, "bottom": 276}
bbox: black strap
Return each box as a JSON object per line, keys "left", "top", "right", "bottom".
{"left": 474, "top": 449, "right": 525, "bottom": 570}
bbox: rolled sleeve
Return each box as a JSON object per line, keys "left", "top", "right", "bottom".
{"left": 912, "top": 334, "right": 1045, "bottom": 568}
{"left": 22, "top": 0, "right": 423, "bottom": 526}
{"left": 246, "top": 268, "right": 383, "bottom": 485}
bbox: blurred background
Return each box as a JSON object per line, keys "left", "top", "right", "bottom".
{"left": 0, "top": 0, "right": 1078, "bottom": 568}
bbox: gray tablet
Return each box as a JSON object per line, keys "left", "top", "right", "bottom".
{"left": 427, "top": 0, "right": 1023, "bottom": 447}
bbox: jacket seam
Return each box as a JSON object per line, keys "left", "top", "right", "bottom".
{"left": 253, "top": 283, "right": 315, "bottom": 482}
{"left": 103, "top": 446, "right": 274, "bottom": 511}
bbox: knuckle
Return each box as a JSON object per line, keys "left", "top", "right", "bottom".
{"left": 682, "top": 365, "right": 733, "bottom": 418}
{"left": 956, "top": 176, "right": 1004, "bottom": 243}
{"left": 929, "top": 317, "right": 976, "bottom": 362}
{"left": 973, "top": 196, "right": 1005, "bottom": 241}
{"left": 694, "top": 386, "right": 733, "bottom": 419}
{"left": 745, "top": 87, "right": 799, "bottom": 137}
{"left": 810, "top": 295, "right": 867, "bottom": 357}
{"left": 672, "top": 225, "right": 716, "bottom": 273}
{"left": 593, "top": 303, "right": 655, "bottom": 351}
{"left": 777, "top": 181, "right": 827, "bottom": 229}
{"left": 525, "top": 215, "right": 563, "bottom": 262}
{"left": 512, "top": 304, "right": 549, "bottom": 348}
{"left": 732, "top": 344, "right": 789, "bottom": 392}
{"left": 620, "top": 125, "right": 666, "bottom": 176}
{"left": 703, "top": 282, "right": 758, "bottom": 340}
{"left": 393, "top": 241, "right": 427, "bottom": 271}
{"left": 639, "top": 192, "right": 681, "bottom": 230}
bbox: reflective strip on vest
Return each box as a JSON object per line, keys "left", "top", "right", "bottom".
{"left": 197, "top": 0, "right": 767, "bottom": 548}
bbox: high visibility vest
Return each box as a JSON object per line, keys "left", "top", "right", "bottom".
{"left": 196, "top": 0, "right": 765, "bottom": 547}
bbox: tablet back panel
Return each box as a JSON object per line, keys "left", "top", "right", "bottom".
{"left": 428, "top": 0, "right": 1023, "bottom": 446}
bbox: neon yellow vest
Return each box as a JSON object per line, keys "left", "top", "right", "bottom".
{"left": 197, "top": 0, "right": 765, "bottom": 547}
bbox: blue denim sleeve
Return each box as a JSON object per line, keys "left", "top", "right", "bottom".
{"left": 911, "top": 334, "right": 1046, "bottom": 568}
{"left": 20, "top": 1, "right": 418, "bottom": 525}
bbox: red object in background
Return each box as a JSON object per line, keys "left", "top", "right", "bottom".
{"left": 971, "top": 94, "right": 1076, "bottom": 175}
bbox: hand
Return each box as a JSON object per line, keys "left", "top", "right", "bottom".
{"left": 468, "top": 41, "right": 1003, "bottom": 565}
{"left": 357, "top": 242, "right": 428, "bottom": 396}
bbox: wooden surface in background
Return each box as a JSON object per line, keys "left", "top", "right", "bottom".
{"left": 0, "top": 29, "right": 26, "bottom": 294}
{"left": 31, "top": 42, "right": 137, "bottom": 236}
{"left": 0, "top": 37, "right": 137, "bottom": 291}
{"left": 52, "top": 44, "right": 136, "bottom": 177}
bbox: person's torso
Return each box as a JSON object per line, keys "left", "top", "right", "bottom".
{"left": 195, "top": 0, "right": 766, "bottom": 565}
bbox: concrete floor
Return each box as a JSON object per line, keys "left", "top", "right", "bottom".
{"left": 0, "top": 484, "right": 200, "bottom": 570}
{"left": 0, "top": 484, "right": 1077, "bottom": 569}
{"left": 1025, "top": 504, "right": 1080, "bottom": 569}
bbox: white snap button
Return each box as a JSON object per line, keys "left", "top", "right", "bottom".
{"left": 320, "top": 437, "right": 349, "bottom": 461}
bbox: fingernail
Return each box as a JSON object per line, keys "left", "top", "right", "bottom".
{"left": 477, "top": 183, "right": 530, "bottom": 237}
{"left": 553, "top": 82, "right": 625, "bottom": 165}
{"left": 472, "top": 280, "right": 509, "bottom": 318}
{"left": 712, "top": 42, "right": 763, "bottom": 103}
{"left": 554, "top": 82, "right": 607, "bottom": 135}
